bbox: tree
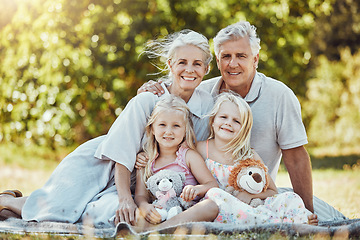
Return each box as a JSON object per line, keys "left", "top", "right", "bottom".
{"left": 303, "top": 48, "right": 360, "bottom": 155}
{"left": 0, "top": 0, "right": 341, "bottom": 147}
{"left": 310, "top": 0, "right": 360, "bottom": 61}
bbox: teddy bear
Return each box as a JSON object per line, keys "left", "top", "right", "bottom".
{"left": 146, "top": 169, "right": 194, "bottom": 222}
{"left": 226, "top": 158, "right": 269, "bottom": 208}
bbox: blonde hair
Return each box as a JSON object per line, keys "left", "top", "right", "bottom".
{"left": 208, "top": 92, "right": 253, "bottom": 162}
{"left": 143, "top": 29, "right": 212, "bottom": 82}
{"left": 143, "top": 95, "right": 196, "bottom": 181}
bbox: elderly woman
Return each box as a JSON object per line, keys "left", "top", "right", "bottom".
{"left": 0, "top": 29, "right": 214, "bottom": 227}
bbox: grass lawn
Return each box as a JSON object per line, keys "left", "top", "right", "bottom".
{"left": 0, "top": 142, "right": 359, "bottom": 239}
{"left": 276, "top": 169, "right": 360, "bottom": 219}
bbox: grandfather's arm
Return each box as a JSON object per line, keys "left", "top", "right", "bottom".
{"left": 282, "top": 146, "right": 314, "bottom": 213}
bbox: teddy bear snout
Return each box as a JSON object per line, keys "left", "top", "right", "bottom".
{"left": 158, "top": 179, "right": 173, "bottom": 191}
{"left": 252, "top": 173, "right": 262, "bottom": 183}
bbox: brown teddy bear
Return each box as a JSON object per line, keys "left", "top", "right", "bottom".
{"left": 226, "top": 158, "right": 270, "bottom": 208}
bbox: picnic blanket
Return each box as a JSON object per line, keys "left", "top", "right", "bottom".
{"left": 0, "top": 218, "right": 360, "bottom": 238}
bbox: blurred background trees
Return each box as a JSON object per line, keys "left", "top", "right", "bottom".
{"left": 0, "top": 0, "right": 359, "bottom": 155}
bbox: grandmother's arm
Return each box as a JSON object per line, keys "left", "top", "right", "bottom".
{"left": 101, "top": 93, "right": 159, "bottom": 225}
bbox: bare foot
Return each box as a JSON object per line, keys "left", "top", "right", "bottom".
{"left": 308, "top": 214, "right": 319, "bottom": 226}
{"left": 0, "top": 191, "right": 22, "bottom": 220}
{"left": 0, "top": 208, "right": 20, "bottom": 220}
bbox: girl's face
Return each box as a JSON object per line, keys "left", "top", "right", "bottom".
{"left": 168, "top": 45, "right": 209, "bottom": 92}
{"left": 212, "top": 101, "right": 242, "bottom": 142}
{"left": 151, "top": 110, "right": 187, "bottom": 150}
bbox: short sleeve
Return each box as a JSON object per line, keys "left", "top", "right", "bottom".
{"left": 94, "top": 92, "right": 160, "bottom": 172}
{"left": 276, "top": 89, "right": 308, "bottom": 150}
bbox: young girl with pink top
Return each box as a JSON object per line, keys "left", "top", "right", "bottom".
{"left": 134, "top": 95, "right": 218, "bottom": 225}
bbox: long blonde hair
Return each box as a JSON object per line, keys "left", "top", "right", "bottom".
{"left": 143, "top": 95, "right": 196, "bottom": 181}
{"left": 208, "top": 92, "right": 253, "bottom": 162}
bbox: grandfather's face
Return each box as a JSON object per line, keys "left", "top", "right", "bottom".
{"left": 216, "top": 37, "right": 259, "bottom": 95}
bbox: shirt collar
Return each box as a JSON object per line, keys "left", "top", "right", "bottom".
{"left": 161, "top": 82, "right": 204, "bottom": 118}
{"left": 244, "top": 72, "right": 262, "bottom": 103}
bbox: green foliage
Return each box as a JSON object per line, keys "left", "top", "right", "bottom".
{"left": 310, "top": 0, "right": 360, "bottom": 61}
{"left": 0, "top": 0, "right": 168, "bottom": 147}
{"left": 303, "top": 48, "right": 360, "bottom": 155}
{"left": 0, "top": 0, "right": 358, "bottom": 150}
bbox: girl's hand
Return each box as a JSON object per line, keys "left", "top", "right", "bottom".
{"left": 235, "top": 191, "right": 252, "bottom": 205}
{"left": 180, "top": 185, "right": 199, "bottom": 202}
{"left": 135, "top": 151, "right": 149, "bottom": 169}
{"left": 139, "top": 203, "right": 162, "bottom": 224}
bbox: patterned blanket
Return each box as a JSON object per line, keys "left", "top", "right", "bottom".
{"left": 0, "top": 218, "right": 359, "bottom": 238}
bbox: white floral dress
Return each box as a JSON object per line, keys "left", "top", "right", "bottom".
{"left": 204, "top": 141, "right": 311, "bottom": 225}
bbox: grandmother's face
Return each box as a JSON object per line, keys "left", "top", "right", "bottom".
{"left": 168, "top": 45, "right": 208, "bottom": 92}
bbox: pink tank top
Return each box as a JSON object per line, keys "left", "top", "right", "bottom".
{"left": 151, "top": 146, "right": 198, "bottom": 186}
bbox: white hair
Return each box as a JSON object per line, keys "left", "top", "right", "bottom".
{"left": 143, "top": 29, "right": 212, "bottom": 82}
{"left": 213, "top": 21, "right": 261, "bottom": 57}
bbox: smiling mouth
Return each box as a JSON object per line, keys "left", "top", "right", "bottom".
{"left": 182, "top": 76, "right": 196, "bottom": 81}
{"left": 228, "top": 72, "right": 240, "bottom": 75}
{"left": 220, "top": 126, "right": 233, "bottom": 132}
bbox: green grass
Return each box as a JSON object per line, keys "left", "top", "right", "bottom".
{"left": 0, "top": 142, "right": 75, "bottom": 195}
{"left": 1, "top": 142, "right": 360, "bottom": 239}
{"left": 276, "top": 169, "right": 360, "bottom": 219}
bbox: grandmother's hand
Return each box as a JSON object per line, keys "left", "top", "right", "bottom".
{"left": 115, "top": 197, "right": 138, "bottom": 226}
{"left": 137, "top": 80, "right": 164, "bottom": 96}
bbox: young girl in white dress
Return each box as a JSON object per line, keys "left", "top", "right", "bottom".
{"left": 134, "top": 95, "right": 218, "bottom": 225}
{"left": 197, "top": 92, "right": 318, "bottom": 225}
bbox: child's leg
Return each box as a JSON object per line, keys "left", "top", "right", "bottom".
{"left": 134, "top": 199, "right": 219, "bottom": 232}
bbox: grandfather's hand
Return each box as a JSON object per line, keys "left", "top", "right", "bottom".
{"left": 114, "top": 197, "right": 138, "bottom": 226}
{"left": 137, "top": 80, "right": 164, "bottom": 96}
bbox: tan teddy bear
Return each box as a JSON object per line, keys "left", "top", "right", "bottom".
{"left": 226, "top": 158, "right": 270, "bottom": 208}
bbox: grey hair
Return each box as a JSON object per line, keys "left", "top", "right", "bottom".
{"left": 213, "top": 21, "right": 261, "bottom": 57}
{"left": 143, "top": 29, "right": 212, "bottom": 82}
